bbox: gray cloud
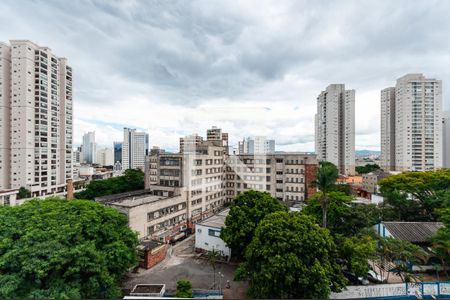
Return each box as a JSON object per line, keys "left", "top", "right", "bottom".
{"left": 1, "top": 0, "right": 449, "bottom": 150}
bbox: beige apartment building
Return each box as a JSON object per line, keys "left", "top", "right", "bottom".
{"left": 225, "top": 153, "right": 317, "bottom": 205}
{"left": 0, "top": 40, "right": 72, "bottom": 196}
{"left": 381, "top": 74, "right": 443, "bottom": 171}
{"left": 315, "top": 84, "right": 355, "bottom": 175}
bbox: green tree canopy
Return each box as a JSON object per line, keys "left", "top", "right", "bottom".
{"left": 17, "top": 187, "right": 31, "bottom": 199}
{"left": 236, "top": 211, "right": 346, "bottom": 299}
{"left": 302, "top": 191, "right": 381, "bottom": 237}
{"left": 336, "top": 235, "right": 376, "bottom": 277}
{"left": 74, "top": 169, "right": 144, "bottom": 200}
{"left": 174, "top": 280, "right": 193, "bottom": 298}
{"left": 355, "top": 164, "right": 381, "bottom": 174}
{"left": 379, "top": 170, "right": 450, "bottom": 221}
{"left": 432, "top": 207, "right": 450, "bottom": 279}
{"left": 0, "top": 198, "right": 138, "bottom": 299}
{"left": 221, "top": 190, "right": 287, "bottom": 259}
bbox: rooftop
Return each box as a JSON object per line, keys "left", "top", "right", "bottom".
{"left": 382, "top": 221, "right": 444, "bottom": 243}
{"left": 198, "top": 208, "right": 230, "bottom": 229}
{"left": 95, "top": 190, "right": 166, "bottom": 208}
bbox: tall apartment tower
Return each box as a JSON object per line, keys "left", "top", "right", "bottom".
{"left": 315, "top": 84, "right": 355, "bottom": 175}
{"left": 443, "top": 111, "right": 450, "bottom": 168}
{"left": 380, "top": 87, "right": 396, "bottom": 171}
{"left": 122, "top": 127, "right": 149, "bottom": 170}
{"left": 82, "top": 131, "right": 96, "bottom": 164}
{"left": 381, "top": 74, "right": 443, "bottom": 171}
{"left": 0, "top": 40, "right": 73, "bottom": 196}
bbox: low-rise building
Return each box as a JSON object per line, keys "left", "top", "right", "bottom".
{"left": 361, "top": 170, "right": 399, "bottom": 194}
{"left": 96, "top": 189, "right": 187, "bottom": 241}
{"left": 137, "top": 239, "right": 167, "bottom": 269}
{"left": 195, "top": 208, "right": 231, "bottom": 258}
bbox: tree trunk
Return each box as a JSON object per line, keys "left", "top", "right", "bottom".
{"left": 321, "top": 193, "right": 328, "bottom": 228}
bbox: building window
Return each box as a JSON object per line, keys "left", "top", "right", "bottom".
{"left": 208, "top": 229, "right": 220, "bottom": 237}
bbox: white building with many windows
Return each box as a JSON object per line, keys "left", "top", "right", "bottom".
{"left": 381, "top": 74, "right": 442, "bottom": 171}
{"left": 315, "top": 84, "right": 355, "bottom": 175}
{"left": 0, "top": 40, "right": 72, "bottom": 197}
{"left": 122, "top": 128, "right": 149, "bottom": 170}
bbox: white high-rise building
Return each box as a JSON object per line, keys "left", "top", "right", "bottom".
{"left": 444, "top": 111, "right": 450, "bottom": 168}
{"left": 0, "top": 40, "right": 73, "bottom": 196}
{"left": 122, "top": 128, "right": 149, "bottom": 170}
{"left": 381, "top": 74, "right": 443, "bottom": 171}
{"left": 82, "top": 131, "right": 96, "bottom": 164}
{"left": 96, "top": 148, "right": 114, "bottom": 166}
{"left": 315, "top": 84, "right": 355, "bottom": 175}
{"left": 238, "top": 136, "right": 275, "bottom": 154}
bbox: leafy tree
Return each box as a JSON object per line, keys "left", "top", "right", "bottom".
{"left": 431, "top": 207, "right": 450, "bottom": 279}
{"left": 174, "top": 280, "right": 193, "bottom": 298}
{"left": 236, "top": 211, "right": 346, "bottom": 299}
{"left": 332, "top": 183, "right": 354, "bottom": 196}
{"left": 0, "top": 198, "right": 138, "bottom": 299}
{"left": 303, "top": 191, "right": 380, "bottom": 237}
{"left": 17, "top": 187, "right": 31, "bottom": 199}
{"left": 221, "top": 190, "right": 287, "bottom": 259}
{"left": 313, "top": 161, "right": 339, "bottom": 228}
{"left": 356, "top": 164, "right": 381, "bottom": 174}
{"left": 336, "top": 235, "right": 376, "bottom": 277}
{"left": 379, "top": 170, "right": 450, "bottom": 221}
{"left": 74, "top": 169, "right": 144, "bottom": 200}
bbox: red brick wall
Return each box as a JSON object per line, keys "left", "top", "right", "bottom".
{"left": 140, "top": 245, "right": 167, "bottom": 269}
{"left": 305, "top": 164, "right": 317, "bottom": 200}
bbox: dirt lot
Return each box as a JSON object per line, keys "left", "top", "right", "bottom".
{"left": 123, "top": 235, "right": 248, "bottom": 298}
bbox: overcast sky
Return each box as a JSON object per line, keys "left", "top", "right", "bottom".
{"left": 1, "top": 0, "right": 449, "bottom": 152}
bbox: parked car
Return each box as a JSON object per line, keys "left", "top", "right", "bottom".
{"left": 343, "top": 271, "right": 369, "bottom": 285}
{"left": 367, "top": 269, "right": 384, "bottom": 283}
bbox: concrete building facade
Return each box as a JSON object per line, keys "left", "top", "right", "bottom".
{"left": 122, "top": 128, "right": 149, "bottom": 170}
{"left": 179, "top": 133, "right": 203, "bottom": 153}
{"left": 238, "top": 136, "right": 275, "bottom": 154}
{"left": 380, "top": 87, "right": 396, "bottom": 171}
{"left": 381, "top": 74, "right": 443, "bottom": 171}
{"left": 315, "top": 84, "right": 355, "bottom": 175}
{"left": 0, "top": 40, "right": 73, "bottom": 196}
{"left": 96, "top": 147, "right": 114, "bottom": 166}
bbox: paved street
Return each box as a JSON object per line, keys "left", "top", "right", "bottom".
{"left": 123, "top": 235, "right": 248, "bottom": 298}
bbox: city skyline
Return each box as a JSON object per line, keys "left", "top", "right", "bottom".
{"left": 2, "top": 1, "right": 450, "bottom": 152}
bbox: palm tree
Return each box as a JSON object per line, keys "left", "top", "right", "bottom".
{"left": 207, "top": 249, "right": 222, "bottom": 290}
{"left": 312, "top": 161, "right": 339, "bottom": 228}
{"left": 432, "top": 231, "right": 450, "bottom": 279}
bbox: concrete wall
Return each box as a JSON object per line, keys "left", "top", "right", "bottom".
{"left": 195, "top": 224, "right": 231, "bottom": 257}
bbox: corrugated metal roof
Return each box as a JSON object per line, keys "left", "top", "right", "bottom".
{"left": 383, "top": 222, "right": 444, "bottom": 243}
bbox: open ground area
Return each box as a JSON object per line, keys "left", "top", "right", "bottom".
{"left": 123, "top": 235, "right": 248, "bottom": 299}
